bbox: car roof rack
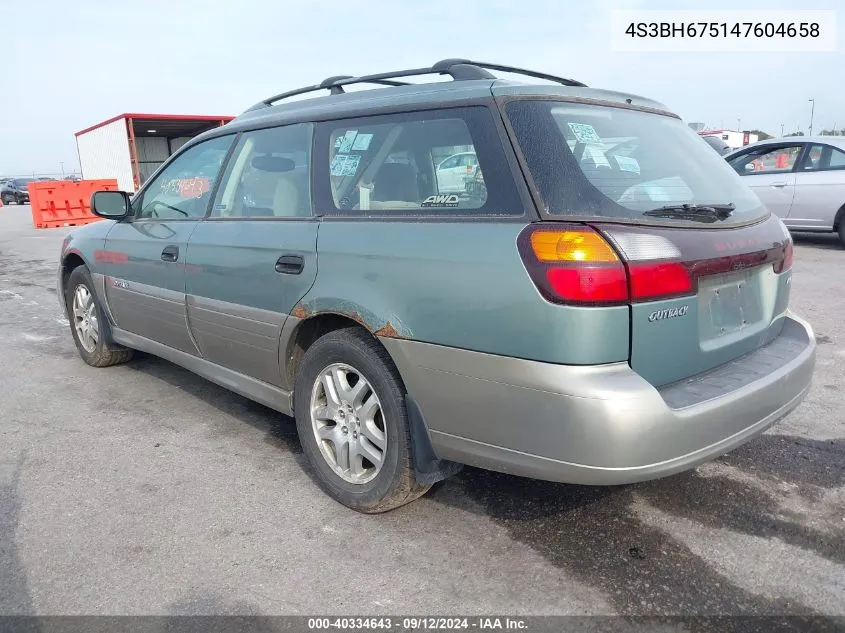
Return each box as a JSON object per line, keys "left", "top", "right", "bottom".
{"left": 245, "top": 59, "right": 587, "bottom": 112}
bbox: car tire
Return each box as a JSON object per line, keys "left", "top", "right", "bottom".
{"left": 838, "top": 222, "right": 845, "bottom": 248}
{"left": 294, "top": 327, "right": 431, "bottom": 513}
{"left": 65, "top": 266, "right": 134, "bottom": 368}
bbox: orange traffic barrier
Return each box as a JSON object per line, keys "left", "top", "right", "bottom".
{"left": 27, "top": 179, "right": 118, "bottom": 229}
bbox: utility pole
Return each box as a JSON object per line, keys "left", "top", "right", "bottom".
{"left": 780, "top": 123, "right": 785, "bottom": 137}
{"left": 808, "top": 99, "right": 815, "bottom": 136}
{"left": 737, "top": 117, "right": 741, "bottom": 131}
{"left": 60, "top": 162, "right": 65, "bottom": 177}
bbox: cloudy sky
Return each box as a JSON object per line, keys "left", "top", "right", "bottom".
{"left": 3, "top": 0, "right": 843, "bottom": 176}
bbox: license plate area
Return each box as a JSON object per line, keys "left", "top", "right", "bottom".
{"left": 698, "top": 269, "right": 765, "bottom": 345}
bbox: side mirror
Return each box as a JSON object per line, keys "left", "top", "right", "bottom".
{"left": 91, "top": 190, "right": 131, "bottom": 219}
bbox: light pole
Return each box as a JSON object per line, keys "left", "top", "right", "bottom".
{"left": 780, "top": 123, "right": 785, "bottom": 137}
{"left": 737, "top": 117, "right": 741, "bottom": 132}
{"left": 808, "top": 99, "right": 815, "bottom": 136}
{"left": 60, "top": 162, "right": 64, "bottom": 177}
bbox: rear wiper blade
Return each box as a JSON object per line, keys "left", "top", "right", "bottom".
{"left": 642, "top": 203, "right": 735, "bottom": 222}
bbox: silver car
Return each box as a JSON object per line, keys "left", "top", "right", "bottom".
{"left": 725, "top": 136, "right": 845, "bottom": 246}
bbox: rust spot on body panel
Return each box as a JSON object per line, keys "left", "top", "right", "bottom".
{"left": 374, "top": 322, "right": 404, "bottom": 339}
{"left": 291, "top": 303, "right": 310, "bottom": 320}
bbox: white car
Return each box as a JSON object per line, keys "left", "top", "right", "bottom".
{"left": 725, "top": 136, "right": 845, "bottom": 246}
{"left": 435, "top": 151, "right": 477, "bottom": 193}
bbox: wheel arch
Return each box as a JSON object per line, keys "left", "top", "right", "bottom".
{"left": 833, "top": 202, "right": 845, "bottom": 231}
{"left": 59, "top": 250, "right": 91, "bottom": 301}
{"left": 281, "top": 308, "right": 461, "bottom": 486}
{"left": 282, "top": 309, "right": 405, "bottom": 392}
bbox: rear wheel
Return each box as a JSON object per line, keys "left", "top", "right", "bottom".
{"left": 838, "top": 222, "right": 845, "bottom": 248}
{"left": 294, "top": 327, "right": 430, "bottom": 513}
{"left": 65, "top": 266, "right": 133, "bottom": 367}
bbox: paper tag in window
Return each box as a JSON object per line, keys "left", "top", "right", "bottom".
{"left": 615, "top": 156, "right": 640, "bottom": 173}
{"left": 351, "top": 133, "right": 373, "bottom": 151}
{"left": 341, "top": 154, "right": 360, "bottom": 176}
{"left": 330, "top": 154, "right": 348, "bottom": 176}
{"left": 567, "top": 122, "right": 602, "bottom": 144}
{"left": 338, "top": 130, "right": 358, "bottom": 153}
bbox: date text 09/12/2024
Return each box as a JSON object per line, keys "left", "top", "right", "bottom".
{"left": 307, "top": 617, "right": 528, "bottom": 630}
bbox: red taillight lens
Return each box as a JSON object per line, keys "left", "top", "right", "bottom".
{"left": 519, "top": 225, "right": 629, "bottom": 306}
{"left": 773, "top": 240, "right": 793, "bottom": 273}
{"left": 627, "top": 262, "right": 693, "bottom": 301}
{"left": 546, "top": 266, "right": 628, "bottom": 303}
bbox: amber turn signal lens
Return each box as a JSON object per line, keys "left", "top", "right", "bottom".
{"left": 529, "top": 229, "right": 619, "bottom": 263}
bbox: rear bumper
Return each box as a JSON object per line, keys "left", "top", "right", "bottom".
{"left": 380, "top": 313, "right": 815, "bottom": 485}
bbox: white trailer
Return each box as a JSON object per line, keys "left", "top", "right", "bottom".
{"left": 75, "top": 113, "right": 233, "bottom": 193}
{"left": 698, "top": 129, "right": 759, "bottom": 150}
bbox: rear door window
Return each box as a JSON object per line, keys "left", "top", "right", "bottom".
{"left": 798, "top": 144, "right": 845, "bottom": 172}
{"left": 314, "top": 107, "right": 522, "bottom": 216}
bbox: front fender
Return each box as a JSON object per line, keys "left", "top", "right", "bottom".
{"left": 57, "top": 220, "right": 116, "bottom": 316}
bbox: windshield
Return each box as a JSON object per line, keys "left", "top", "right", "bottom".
{"left": 15, "top": 178, "right": 36, "bottom": 185}
{"left": 506, "top": 100, "right": 765, "bottom": 224}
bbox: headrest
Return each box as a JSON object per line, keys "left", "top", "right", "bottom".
{"left": 251, "top": 156, "right": 295, "bottom": 173}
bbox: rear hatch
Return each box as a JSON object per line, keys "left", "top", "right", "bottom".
{"left": 505, "top": 96, "right": 793, "bottom": 387}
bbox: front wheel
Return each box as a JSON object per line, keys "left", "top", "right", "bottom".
{"left": 294, "top": 327, "right": 430, "bottom": 513}
{"left": 838, "top": 222, "right": 845, "bottom": 248}
{"left": 65, "top": 266, "right": 133, "bottom": 367}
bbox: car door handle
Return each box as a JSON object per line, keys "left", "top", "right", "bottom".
{"left": 770, "top": 182, "right": 787, "bottom": 188}
{"left": 161, "top": 245, "right": 179, "bottom": 262}
{"left": 275, "top": 254, "right": 304, "bottom": 275}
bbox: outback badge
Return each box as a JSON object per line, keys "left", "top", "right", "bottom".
{"left": 648, "top": 305, "right": 689, "bottom": 322}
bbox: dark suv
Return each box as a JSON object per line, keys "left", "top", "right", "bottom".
{"left": 1, "top": 178, "right": 36, "bottom": 204}
{"left": 58, "top": 59, "right": 815, "bottom": 513}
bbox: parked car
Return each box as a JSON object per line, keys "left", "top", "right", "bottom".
{"left": 435, "top": 151, "right": 478, "bottom": 193}
{"left": 725, "top": 137, "right": 845, "bottom": 245}
{"left": 1, "top": 178, "right": 37, "bottom": 204}
{"left": 700, "top": 134, "right": 732, "bottom": 155}
{"left": 56, "top": 59, "right": 815, "bottom": 513}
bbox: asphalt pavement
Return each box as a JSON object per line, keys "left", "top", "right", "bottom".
{"left": 0, "top": 204, "right": 842, "bottom": 617}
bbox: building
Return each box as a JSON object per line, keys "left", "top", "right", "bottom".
{"left": 75, "top": 113, "right": 234, "bottom": 192}
{"left": 697, "top": 129, "right": 758, "bottom": 150}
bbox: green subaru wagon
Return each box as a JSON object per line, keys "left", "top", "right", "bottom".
{"left": 58, "top": 60, "right": 816, "bottom": 513}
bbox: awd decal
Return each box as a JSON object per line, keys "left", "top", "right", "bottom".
{"left": 648, "top": 305, "right": 689, "bottom": 322}
{"left": 422, "top": 194, "right": 459, "bottom": 208}
{"left": 111, "top": 278, "right": 130, "bottom": 290}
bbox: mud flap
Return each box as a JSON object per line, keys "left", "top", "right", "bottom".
{"left": 405, "top": 394, "right": 463, "bottom": 485}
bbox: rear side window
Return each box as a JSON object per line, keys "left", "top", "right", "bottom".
{"left": 315, "top": 107, "right": 522, "bottom": 216}
{"left": 506, "top": 100, "right": 765, "bottom": 225}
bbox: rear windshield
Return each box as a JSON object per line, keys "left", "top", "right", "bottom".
{"left": 506, "top": 100, "right": 765, "bottom": 224}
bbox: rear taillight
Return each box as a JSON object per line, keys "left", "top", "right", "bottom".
{"left": 519, "top": 222, "right": 790, "bottom": 307}
{"left": 627, "top": 262, "right": 692, "bottom": 301}
{"left": 773, "top": 239, "right": 793, "bottom": 274}
{"left": 518, "top": 224, "right": 693, "bottom": 306}
{"left": 519, "top": 225, "right": 627, "bottom": 305}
